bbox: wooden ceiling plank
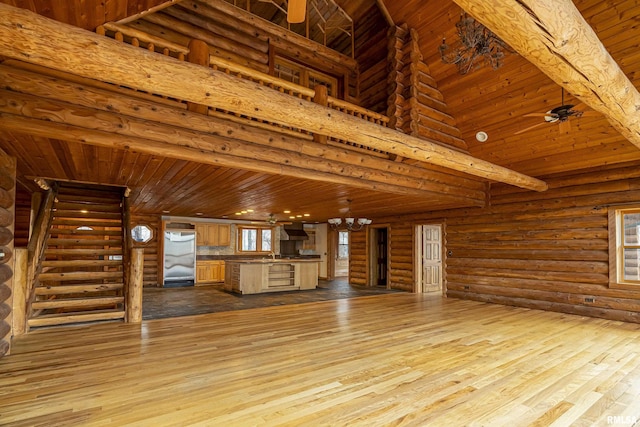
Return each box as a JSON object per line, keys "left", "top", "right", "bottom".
{"left": 452, "top": 0, "right": 640, "bottom": 150}
{"left": 0, "top": 3, "right": 547, "bottom": 192}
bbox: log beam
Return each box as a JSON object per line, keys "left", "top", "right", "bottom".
{"left": 0, "top": 85, "right": 485, "bottom": 203}
{"left": 453, "top": 0, "right": 640, "bottom": 149}
{"left": 0, "top": 62, "right": 484, "bottom": 199}
{"left": 0, "top": 3, "right": 547, "bottom": 192}
{"left": 0, "top": 112, "right": 478, "bottom": 206}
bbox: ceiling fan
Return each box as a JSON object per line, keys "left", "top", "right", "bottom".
{"left": 258, "top": 0, "right": 307, "bottom": 23}
{"left": 515, "top": 89, "right": 593, "bottom": 135}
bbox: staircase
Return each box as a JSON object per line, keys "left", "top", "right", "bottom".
{"left": 28, "top": 183, "right": 127, "bottom": 329}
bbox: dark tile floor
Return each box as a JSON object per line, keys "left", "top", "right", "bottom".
{"left": 143, "top": 279, "right": 400, "bottom": 320}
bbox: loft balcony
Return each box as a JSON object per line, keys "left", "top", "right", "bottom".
{"left": 95, "top": 0, "right": 392, "bottom": 159}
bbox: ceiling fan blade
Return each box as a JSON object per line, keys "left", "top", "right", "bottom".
{"left": 570, "top": 102, "right": 588, "bottom": 111}
{"left": 288, "top": 0, "right": 306, "bottom": 23}
{"left": 514, "top": 121, "right": 549, "bottom": 135}
{"left": 523, "top": 112, "right": 556, "bottom": 118}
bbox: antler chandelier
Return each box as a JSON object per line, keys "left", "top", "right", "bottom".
{"left": 439, "top": 13, "right": 513, "bottom": 75}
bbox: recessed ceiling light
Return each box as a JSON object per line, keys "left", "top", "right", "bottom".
{"left": 289, "top": 216, "right": 295, "bottom": 219}
{"left": 476, "top": 131, "right": 488, "bottom": 142}
{"left": 283, "top": 210, "right": 291, "bottom": 214}
{"left": 303, "top": 213, "right": 310, "bottom": 217}
{"left": 162, "top": 210, "right": 170, "bottom": 214}
{"left": 196, "top": 212, "right": 203, "bottom": 216}
{"left": 296, "top": 215, "right": 302, "bottom": 218}
{"left": 235, "top": 212, "right": 242, "bottom": 215}
{"left": 247, "top": 209, "right": 254, "bottom": 213}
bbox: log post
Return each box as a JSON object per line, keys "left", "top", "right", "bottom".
{"left": 187, "top": 39, "right": 210, "bottom": 115}
{"left": 11, "top": 248, "right": 27, "bottom": 336}
{"left": 313, "top": 85, "right": 328, "bottom": 144}
{"left": 0, "top": 146, "right": 15, "bottom": 358}
{"left": 126, "top": 247, "right": 144, "bottom": 323}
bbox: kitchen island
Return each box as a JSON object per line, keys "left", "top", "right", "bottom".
{"left": 224, "top": 258, "right": 320, "bottom": 294}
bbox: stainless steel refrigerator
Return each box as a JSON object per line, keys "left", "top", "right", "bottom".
{"left": 163, "top": 230, "right": 196, "bottom": 287}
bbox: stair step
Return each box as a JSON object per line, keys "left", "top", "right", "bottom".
{"left": 49, "top": 228, "right": 122, "bottom": 236}
{"left": 41, "top": 260, "right": 122, "bottom": 268}
{"left": 53, "top": 210, "right": 123, "bottom": 220}
{"left": 51, "top": 218, "right": 122, "bottom": 228}
{"left": 32, "top": 296, "right": 124, "bottom": 310}
{"left": 45, "top": 248, "right": 122, "bottom": 256}
{"left": 35, "top": 283, "right": 124, "bottom": 295}
{"left": 39, "top": 271, "right": 123, "bottom": 282}
{"left": 27, "top": 309, "right": 125, "bottom": 327}
{"left": 55, "top": 202, "right": 123, "bottom": 213}
{"left": 47, "top": 238, "right": 123, "bottom": 247}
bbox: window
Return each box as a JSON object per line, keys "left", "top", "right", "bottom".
{"left": 610, "top": 207, "right": 640, "bottom": 288}
{"left": 131, "top": 224, "right": 153, "bottom": 243}
{"left": 237, "top": 226, "right": 273, "bottom": 253}
{"left": 338, "top": 231, "right": 349, "bottom": 260}
{"left": 273, "top": 57, "right": 339, "bottom": 98}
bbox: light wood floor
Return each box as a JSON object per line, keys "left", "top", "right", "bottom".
{"left": 2, "top": 294, "right": 640, "bottom": 426}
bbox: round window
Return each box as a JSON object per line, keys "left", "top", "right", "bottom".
{"left": 131, "top": 224, "right": 153, "bottom": 243}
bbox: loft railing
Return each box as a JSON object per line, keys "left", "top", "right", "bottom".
{"left": 96, "top": 24, "right": 391, "bottom": 157}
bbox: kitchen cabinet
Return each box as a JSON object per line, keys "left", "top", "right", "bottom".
{"left": 196, "top": 260, "right": 225, "bottom": 283}
{"left": 302, "top": 229, "right": 316, "bottom": 251}
{"left": 196, "top": 223, "right": 230, "bottom": 247}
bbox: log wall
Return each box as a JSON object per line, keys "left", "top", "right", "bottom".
{"left": 386, "top": 26, "right": 468, "bottom": 151}
{"left": 0, "top": 147, "right": 16, "bottom": 358}
{"left": 130, "top": 213, "right": 160, "bottom": 286}
{"left": 354, "top": 4, "right": 389, "bottom": 114}
{"left": 349, "top": 229, "right": 367, "bottom": 286}
{"left": 351, "top": 162, "right": 640, "bottom": 323}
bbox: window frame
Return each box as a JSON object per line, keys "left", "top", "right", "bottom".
{"left": 236, "top": 226, "right": 274, "bottom": 254}
{"left": 131, "top": 223, "right": 153, "bottom": 244}
{"left": 337, "top": 230, "right": 349, "bottom": 260}
{"left": 608, "top": 206, "right": 640, "bottom": 289}
{"left": 272, "top": 56, "right": 341, "bottom": 99}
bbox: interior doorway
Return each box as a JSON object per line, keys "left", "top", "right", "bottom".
{"left": 415, "top": 224, "right": 443, "bottom": 293}
{"left": 368, "top": 226, "right": 388, "bottom": 288}
{"left": 334, "top": 230, "right": 349, "bottom": 277}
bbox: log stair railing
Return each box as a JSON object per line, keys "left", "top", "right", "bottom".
{"left": 27, "top": 183, "right": 127, "bottom": 329}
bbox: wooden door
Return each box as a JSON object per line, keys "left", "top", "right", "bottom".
{"left": 416, "top": 225, "right": 442, "bottom": 293}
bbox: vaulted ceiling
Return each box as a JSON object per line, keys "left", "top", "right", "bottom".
{"left": 0, "top": 0, "right": 639, "bottom": 223}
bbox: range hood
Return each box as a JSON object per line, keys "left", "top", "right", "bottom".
{"left": 281, "top": 223, "right": 309, "bottom": 240}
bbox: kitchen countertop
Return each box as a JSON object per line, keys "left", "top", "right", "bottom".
{"left": 225, "top": 258, "right": 321, "bottom": 264}
{"left": 197, "top": 255, "right": 320, "bottom": 261}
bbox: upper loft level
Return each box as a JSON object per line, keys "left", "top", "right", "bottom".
{"left": 94, "top": 0, "right": 470, "bottom": 158}
{"left": 222, "top": 0, "right": 358, "bottom": 59}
